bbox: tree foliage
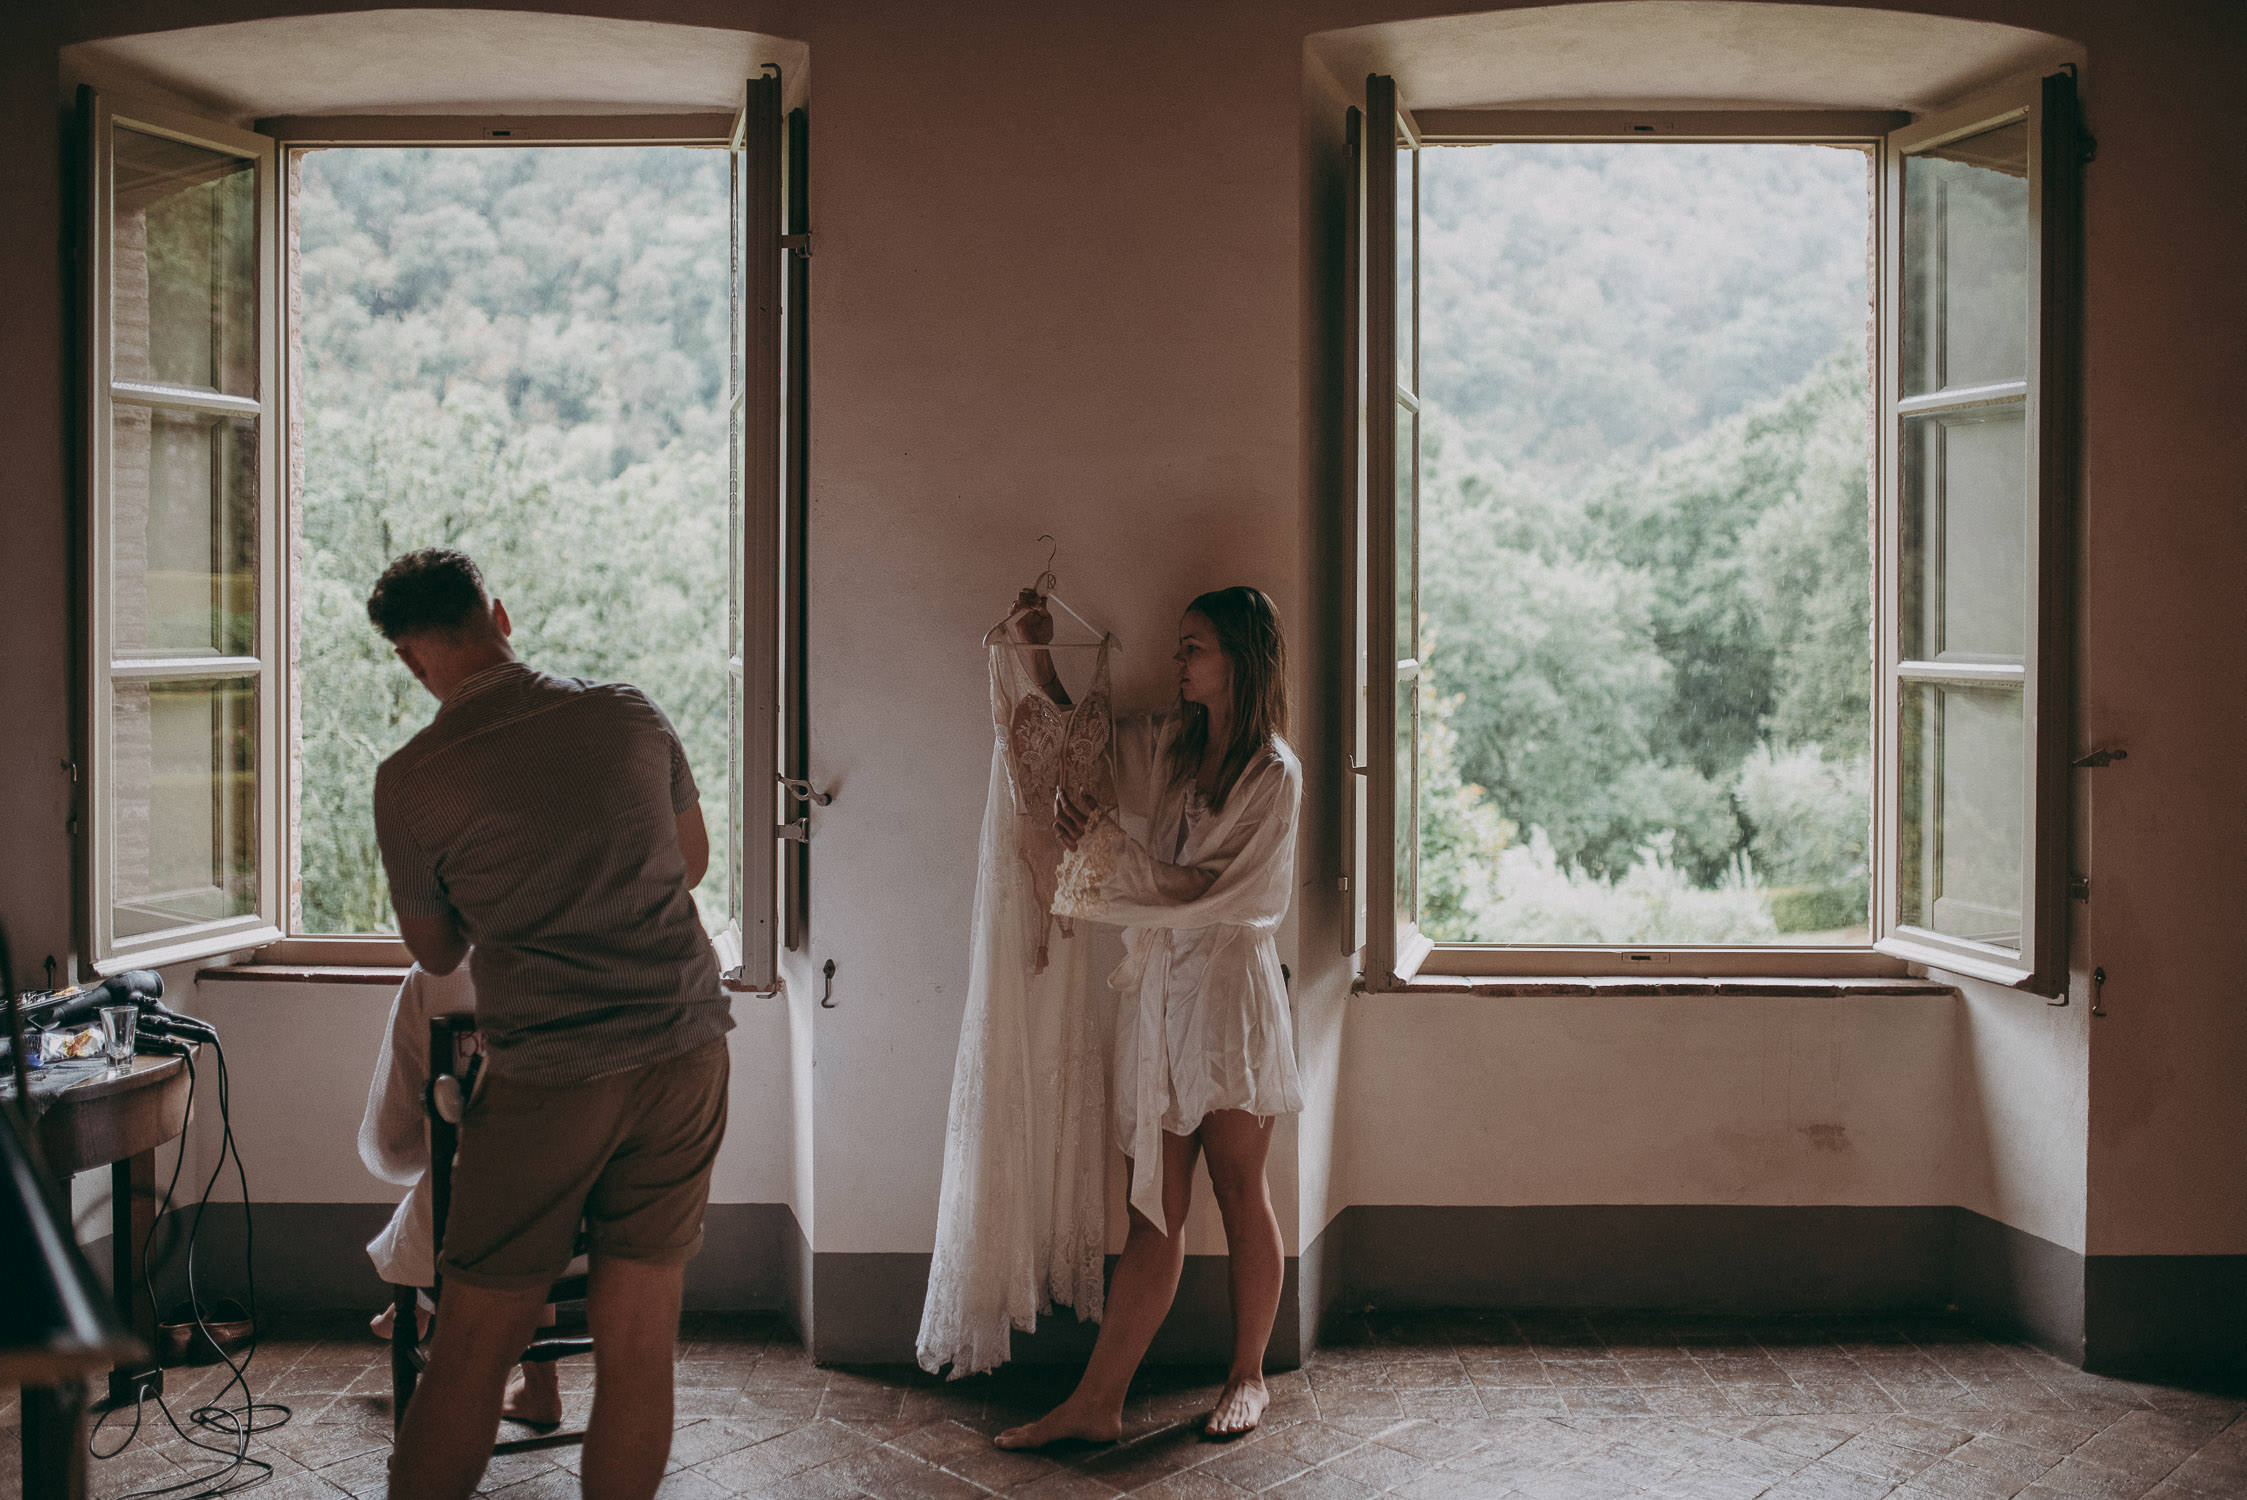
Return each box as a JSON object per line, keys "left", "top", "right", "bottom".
{"left": 294, "top": 147, "right": 729, "bottom": 934}
{"left": 1417, "top": 144, "right": 1874, "bottom": 942}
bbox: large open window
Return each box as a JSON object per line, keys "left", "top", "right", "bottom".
{"left": 1349, "top": 76, "right": 2080, "bottom": 991}
{"left": 81, "top": 85, "right": 804, "bottom": 988}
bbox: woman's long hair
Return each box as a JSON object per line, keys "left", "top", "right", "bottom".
{"left": 1168, "top": 586, "right": 1290, "bottom": 811}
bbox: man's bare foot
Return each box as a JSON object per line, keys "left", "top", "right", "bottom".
{"left": 993, "top": 1400, "right": 1122, "bottom": 1449}
{"left": 1203, "top": 1376, "right": 1267, "bottom": 1438}
{"left": 501, "top": 1361, "right": 564, "bottom": 1428}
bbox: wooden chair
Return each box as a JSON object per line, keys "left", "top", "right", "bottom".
{"left": 389, "top": 1015, "right": 594, "bottom": 1455}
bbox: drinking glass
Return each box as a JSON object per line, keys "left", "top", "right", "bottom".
{"left": 100, "top": 1005, "right": 138, "bottom": 1067}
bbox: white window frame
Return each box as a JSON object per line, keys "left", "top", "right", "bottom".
{"left": 81, "top": 88, "right": 285, "bottom": 974}
{"left": 82, "top": 99, "right": 799, "bottom": 976}
{"left": 1346, "top": 84, "right": 2079, "bottom": 989}
{"left": 1872, "top": 74, "right": 2080, "bottom": 996}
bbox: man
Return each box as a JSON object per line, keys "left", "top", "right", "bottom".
{"left": 367, "top": 548, "right": 731, "bottom": 1500}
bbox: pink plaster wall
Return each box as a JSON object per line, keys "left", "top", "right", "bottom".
{"left": 3, "top": 0, "right": 2240, "bottom": 1263}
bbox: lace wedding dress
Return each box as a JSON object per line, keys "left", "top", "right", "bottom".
{"left": 915, "top": 631, "right": 1117, "bottom": 1378}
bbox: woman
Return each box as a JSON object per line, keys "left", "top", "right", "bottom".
{"left": 998, "top": 585, "right": 1303, "bottom": 1446}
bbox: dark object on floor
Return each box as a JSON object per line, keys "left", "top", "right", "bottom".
{"left": 158, "top": 1299, "right": 254, "bottom": 1366}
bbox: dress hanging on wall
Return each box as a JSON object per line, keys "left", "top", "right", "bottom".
{"left": 916, "top": 614, "right": 1117, "bottom": 1378}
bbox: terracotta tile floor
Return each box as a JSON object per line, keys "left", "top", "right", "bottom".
{"left": 9, "top": 1310, "right": 2244, "bottom": 1499}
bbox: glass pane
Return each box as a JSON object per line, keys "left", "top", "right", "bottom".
{"left": 1899, "top": 682, "right": 2022, "bottom": 951}
{"left": 1395, "top": 670, "right": 1419, "bottom": 930}
{"left": 1901, "top": 120, "right": 2028, "bottom": 396}
{"left": 111, "top": 677, "right": 258, "bottom": 940}
{"left": 110, "top": 406, "right": 258, "bottom": 658}
{"left": 1395, "top": 398, "right": 1418, "bottom": 660}
{"left": 1396, "top": 143, "right": 1416, "bottom": 391}
{"left": 1901, "top": 408, "right": 2026, "bottom": 662}
{"left": 112, "top": 126, "right": 258, "bottom": 397}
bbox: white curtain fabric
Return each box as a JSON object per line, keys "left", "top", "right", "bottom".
{"left": 1054, "top": 713, "right": 1304, "bottom": 1232}
{"left": 916, "top": 638, "right": 1117, "bottom": 1378}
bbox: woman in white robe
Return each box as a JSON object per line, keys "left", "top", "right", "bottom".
{"left": 359, "top": 961, "right": 561, "bottom": 1427}
{"left": 998, "top": 585, "right": 1303, "bottom": 1446}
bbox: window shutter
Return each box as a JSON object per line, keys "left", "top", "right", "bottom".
{"left": 82, "top": 88, "right": 283, "bottom": 972}
{"left": 1875, "top": 72, "right": 2081, "bottom": 994}
{"left": 728, "top": 73, "right": 787, "bottom": 992}
{"left": 1364, "top": 75, "right": 1432, "bottom": 984}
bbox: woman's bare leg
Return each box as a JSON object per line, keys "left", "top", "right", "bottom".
{"left": 995, "top": 1131, "right": 1201, "bottom": 1448}
{"left": 1199, "top": 1110, "right": 1280, "bottom": 1436}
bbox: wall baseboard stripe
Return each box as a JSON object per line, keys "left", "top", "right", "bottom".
{"left": 92, "top": 1202, "right": 2240, "bottom": 1378}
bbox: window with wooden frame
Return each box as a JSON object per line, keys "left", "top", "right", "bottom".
{"left": 81, "top": 92, "right": 284, "bottom": 973}
{"left": 1343, "top": 72, "right": 2081, "bottom": 993}
{"left": 79, "top": 84, "right": 807, "bottom": 984}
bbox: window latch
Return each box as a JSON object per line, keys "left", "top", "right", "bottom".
{"left": 780, "top": 233, "right": 813, "bottom": 259}
{"left": 778, "top": 773, "right": 833, "bottom": 806}
{"left": 2071, "top": 747, "right": 2127, "bottom": 768}
{"left": 777, "top": 819, "right": 809, "bottom": 843}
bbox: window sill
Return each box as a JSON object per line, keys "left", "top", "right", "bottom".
{"left": 198, "top": 963, "right": 409, "bottom": 986}
{"left": 1380, "top": 974, "right": 1957, "bottom": 999}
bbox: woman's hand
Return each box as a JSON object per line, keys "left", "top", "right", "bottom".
{"left": 1055, "top": 787, "right": 1093, "bottom": 851}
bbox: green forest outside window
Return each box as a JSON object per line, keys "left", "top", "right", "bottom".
{"left": 1349, "top": 72, "right": 2080, "bottom": 993}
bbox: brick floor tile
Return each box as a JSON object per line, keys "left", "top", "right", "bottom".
{"left": 2067, "top": 1433, "right": 2190, "bottom": 1486}
{"left": 1900, "top": 1453, "right": 2038, "bottom": 1499}
{"left": 1395, "top": 1390, "right": 1488, "bottom": 1424}
{"left": 2025, "top": 1455, "right": 2171, "bottom": 1500}
{"left": 1006, "top": 1466, "right": 1129, "bottom": 1497}
{"left": 1131, "top": 1470, "right": 1258, "bottom": 1499}
{"left": 933, "top": 1439, "right": 1067, "bottom": 1491}
{"left": 1318, "top": 1439, "right": 1432, "bottom": 1489}
{"left": 1742, "top": 1416, "right": 1869, "bottom": 1459}
{"left": 651, "top": 1468, "right": 734, "bottom": 1500}
{"left": 1264, "top": 1469, "right": 1379, "bottom": 1500}
{"left": 1558, "top": 1386, "right": 1656, "bottom": 1417}
{"left": 1826, "top": 1434, "right": 1943, "bottom": 1484}
{"left": 1756, "top": 1462, "right": 1901, "bottom": 1500}
{"left": 1197, "top": 1440, "right": 1312, "bottom": 1492}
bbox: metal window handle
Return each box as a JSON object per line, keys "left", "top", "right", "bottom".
{"left": 779, "top": 774, "right": 833, "bottom": 806}
{"left": 819, "top": 959, "right": 837, "bottom": 1008}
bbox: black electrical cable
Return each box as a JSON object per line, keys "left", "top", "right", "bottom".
{"left": 90, "top": 1038, "right": 296, "bottom": 1499}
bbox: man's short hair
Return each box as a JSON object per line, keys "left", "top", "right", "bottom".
{"left": 367, "top": 549, "right": 493, "bottom": 642}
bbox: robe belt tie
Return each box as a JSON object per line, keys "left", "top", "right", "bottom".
{"left": 1126, "top": 934, "right": 1176, "bottom": 1233}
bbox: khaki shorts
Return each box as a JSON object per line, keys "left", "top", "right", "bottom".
{"left": 438, "top": 1039, "right": 729, "bottom": 1292}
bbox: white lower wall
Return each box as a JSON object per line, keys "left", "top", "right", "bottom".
{"left": 1326, "top": 990, "right": 1973, "bottom": 1217}
{"left": 133, "top": 974, "right": 800, "bottom": 1218}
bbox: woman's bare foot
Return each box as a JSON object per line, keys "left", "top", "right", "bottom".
{"left": 993, "top": 1399, "right": 1123, "bottom": 1450}
{"left": 368, "top": 1302, "right": 433, "bottom": 1341}
{"left": 1203, "top": 1376, "right": 1267, "bottom": 1438}
{"left": 501, "top": 1361, "right": 564, "bottom": 1428}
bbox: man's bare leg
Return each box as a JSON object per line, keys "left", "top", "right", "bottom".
{"left": 390, "top": 1281, "right": 547, "bottom": 1500}
{"left": 581, "top": 1255, "right": 686, "bottom": 1500}
{"left": 1199, "top": 1110, "right": 1280, "bottom": 1437}
{"left": 996, "top": 1130, "right": 1201, "bottom": 1449}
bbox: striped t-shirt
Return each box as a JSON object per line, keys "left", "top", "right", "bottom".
{"left": 373, "top": 661, "right": 732, "bottom": 1085}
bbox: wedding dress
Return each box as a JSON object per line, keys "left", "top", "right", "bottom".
{"left": 1053, "top": 713, "right": 1305, "bottom": 1232}
{"left": 915, "top": 629, "right": 1117, "bottom": 1378}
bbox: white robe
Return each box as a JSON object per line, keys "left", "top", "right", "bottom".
{"left": 356, "top": 963, "right": 476, "bottom": 1288}
{"left": 1054, "top": 713, "right": 1305, "bottom": 1232}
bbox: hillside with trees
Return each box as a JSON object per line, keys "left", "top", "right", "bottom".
{"left": 292, "top": 145, "right": 729, "bottom": 933}
{"left": 1415, "top": 142, "right": 1875, "bottom": 943}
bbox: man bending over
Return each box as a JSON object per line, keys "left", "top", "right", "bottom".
{"left": 369, "top": 548, "right": 731, "bottom": 1500}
